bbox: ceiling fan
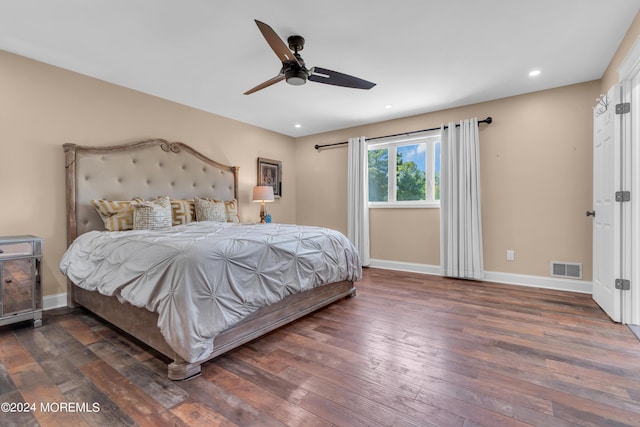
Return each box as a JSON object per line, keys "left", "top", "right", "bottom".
{"left": 244, "top": 20, "right": 376, "bottom": 95}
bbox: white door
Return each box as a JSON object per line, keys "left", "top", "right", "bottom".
{"left": 617, "top": 40, "right": 638, "bottom": 326}
{"left": 591, "top": 84, "right": 621, "bottom": 322}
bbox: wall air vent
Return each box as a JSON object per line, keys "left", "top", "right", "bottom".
{"left": 551, "top": 262, "right": 582, "bottom": 280}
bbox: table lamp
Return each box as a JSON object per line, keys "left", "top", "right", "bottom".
{"left": 252, "top": 185, "right": 274, "bottom": 223}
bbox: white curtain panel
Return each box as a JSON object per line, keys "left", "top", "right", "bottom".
{"left": 347, "top": 136, "right": 370, "bottom": 266}
{"left": 440, "top": 118, "right": 484, "bottom": 280}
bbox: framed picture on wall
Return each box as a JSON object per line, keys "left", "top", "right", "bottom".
{"left": 257, "top": 157, "right": 282, "bottom": 198}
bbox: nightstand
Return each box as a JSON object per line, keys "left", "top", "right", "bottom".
{"left": 0, "top": 235, "right": 43, "bottom": 328}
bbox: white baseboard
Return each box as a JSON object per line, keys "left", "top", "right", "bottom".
{"left": 43, "top": 292, "right": 67, "bottom": 310}
{"left": 369, "top": 259, "right": 592, "bottom": 294}
{"left": 40, "top": 263, "right": 592, "bottom": 311}
{"left": 369, "top": 259, "right": 442, "bottom": 276}
{"left": 483, "top": 270, "right": 592, "bottom": 294}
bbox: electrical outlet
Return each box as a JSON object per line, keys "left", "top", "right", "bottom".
{"left": 506, "top": 250, "right": 515, "bottom": 261}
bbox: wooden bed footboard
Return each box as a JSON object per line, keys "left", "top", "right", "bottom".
{"left": 74, "top": 280, "right": 356, "bottom": 380}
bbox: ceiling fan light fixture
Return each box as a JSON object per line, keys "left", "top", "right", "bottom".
{"left": 285, "top": 68, "right": 307, "bottom": 86}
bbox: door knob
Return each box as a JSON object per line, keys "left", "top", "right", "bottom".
{"left": 586, "top": 211, "right": 596, "bottom": 217}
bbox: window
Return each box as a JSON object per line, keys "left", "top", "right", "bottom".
{"left": 367, "top": 133, "right": 440, "bottom": 207}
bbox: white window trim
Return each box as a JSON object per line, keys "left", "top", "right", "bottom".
{"left": 369, "top": 201, "right": 441, "bottom": 209}
{"left": 367, "top": 132, "right": 441, "bottom": 209}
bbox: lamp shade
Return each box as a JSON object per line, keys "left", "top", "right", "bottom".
{"left": 252, "top": 185, "right": 274, "bottom": 202}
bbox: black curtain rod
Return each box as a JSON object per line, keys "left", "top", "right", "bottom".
{"left": 314, "top": 116, "right": 493, "bottom": 150}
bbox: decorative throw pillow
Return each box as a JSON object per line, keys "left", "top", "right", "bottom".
{"left": 132, "top": 196, "right": 172, "bottom": 230}
{"left": 218, "top": 199, "right": 240, "bottom": 223}
{"left": 194, "top": 197, "right": 227, "bottom": 222}
{"left": 169, "top": 199, "right": 196, "bottom": 226}
{"left": 90, "top": 198, "right": 144, "bottom": 231}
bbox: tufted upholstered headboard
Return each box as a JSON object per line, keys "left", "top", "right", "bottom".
{"left": 64, "top": 139, "right": 239, "bottom": 244}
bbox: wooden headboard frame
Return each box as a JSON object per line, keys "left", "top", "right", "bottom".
{"left": 64, "top": 139, "right": 239, "bottom": 245}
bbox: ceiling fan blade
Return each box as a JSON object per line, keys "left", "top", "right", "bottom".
{"left": 254, "top": 20, "right": 300, "bottom": 66}
{"left": 309, "top": 67, "right": 376, "bottom": 90}
{"left": 244, "top": 74, "right": 286, "bottom": 95}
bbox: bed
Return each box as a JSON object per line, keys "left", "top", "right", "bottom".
{"left": 61, "top": 139, "right": 360, "bottom": 380}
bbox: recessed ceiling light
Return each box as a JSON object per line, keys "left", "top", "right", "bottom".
{"left": 294, "top": 123, "right": 302, "bottom": 128}
{"left": 529, "top": 69, "right": 541, "bottom": 77}
{"left": 384, "top": 105, "right": 393, "bottom": 109}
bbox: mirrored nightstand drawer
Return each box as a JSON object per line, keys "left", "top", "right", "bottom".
{"left": 0, "top": 235, "right": 43, "bottom": 328}
{"left": 0, "top": 242, "right": 34, "bottom": 258}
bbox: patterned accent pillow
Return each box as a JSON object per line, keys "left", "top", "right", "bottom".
{"left": 90, "top": 198, "right": 144, "bottom": 231}
{"left": 169, "top": 199, "right": 196, "bottom": 226}
{"left": 194, "top": 197, "right": 227, "bottom": 222}
{"left": 218, "top": 199, "right": 240, "bottom": 223}
{"left": 132, "top": 196, "right": 172, "bottom": 230}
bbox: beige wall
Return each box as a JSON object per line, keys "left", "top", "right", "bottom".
{"left": 1, "top": 50, "right": 295, "bottom": 297}
{"left": 5, "top": 9, "right": 640, "bottom": 299}
{"left": 295, "top": 81, "right": 600, "bottom": 279}
{"left": 296, "top": 10, "right": 640, "bottom": 280}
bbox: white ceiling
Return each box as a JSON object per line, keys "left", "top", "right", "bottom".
{"left": 1, "top": 1, "right": 639, "bottom": 137}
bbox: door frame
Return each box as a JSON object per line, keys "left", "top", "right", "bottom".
{"left": 618, "top": 37, "right": 639, "bottom": 325}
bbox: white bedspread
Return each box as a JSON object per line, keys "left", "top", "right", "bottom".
{"left": 60, "top": 222, "right": 361, "bottom": 363}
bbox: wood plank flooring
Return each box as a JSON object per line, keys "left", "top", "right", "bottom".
{"left": 1, "top": 267, "right": 640, "bottom": 426}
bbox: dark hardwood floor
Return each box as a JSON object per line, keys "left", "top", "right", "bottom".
{"left": 2, "top": 267, "right": 640, "bottom": 426}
